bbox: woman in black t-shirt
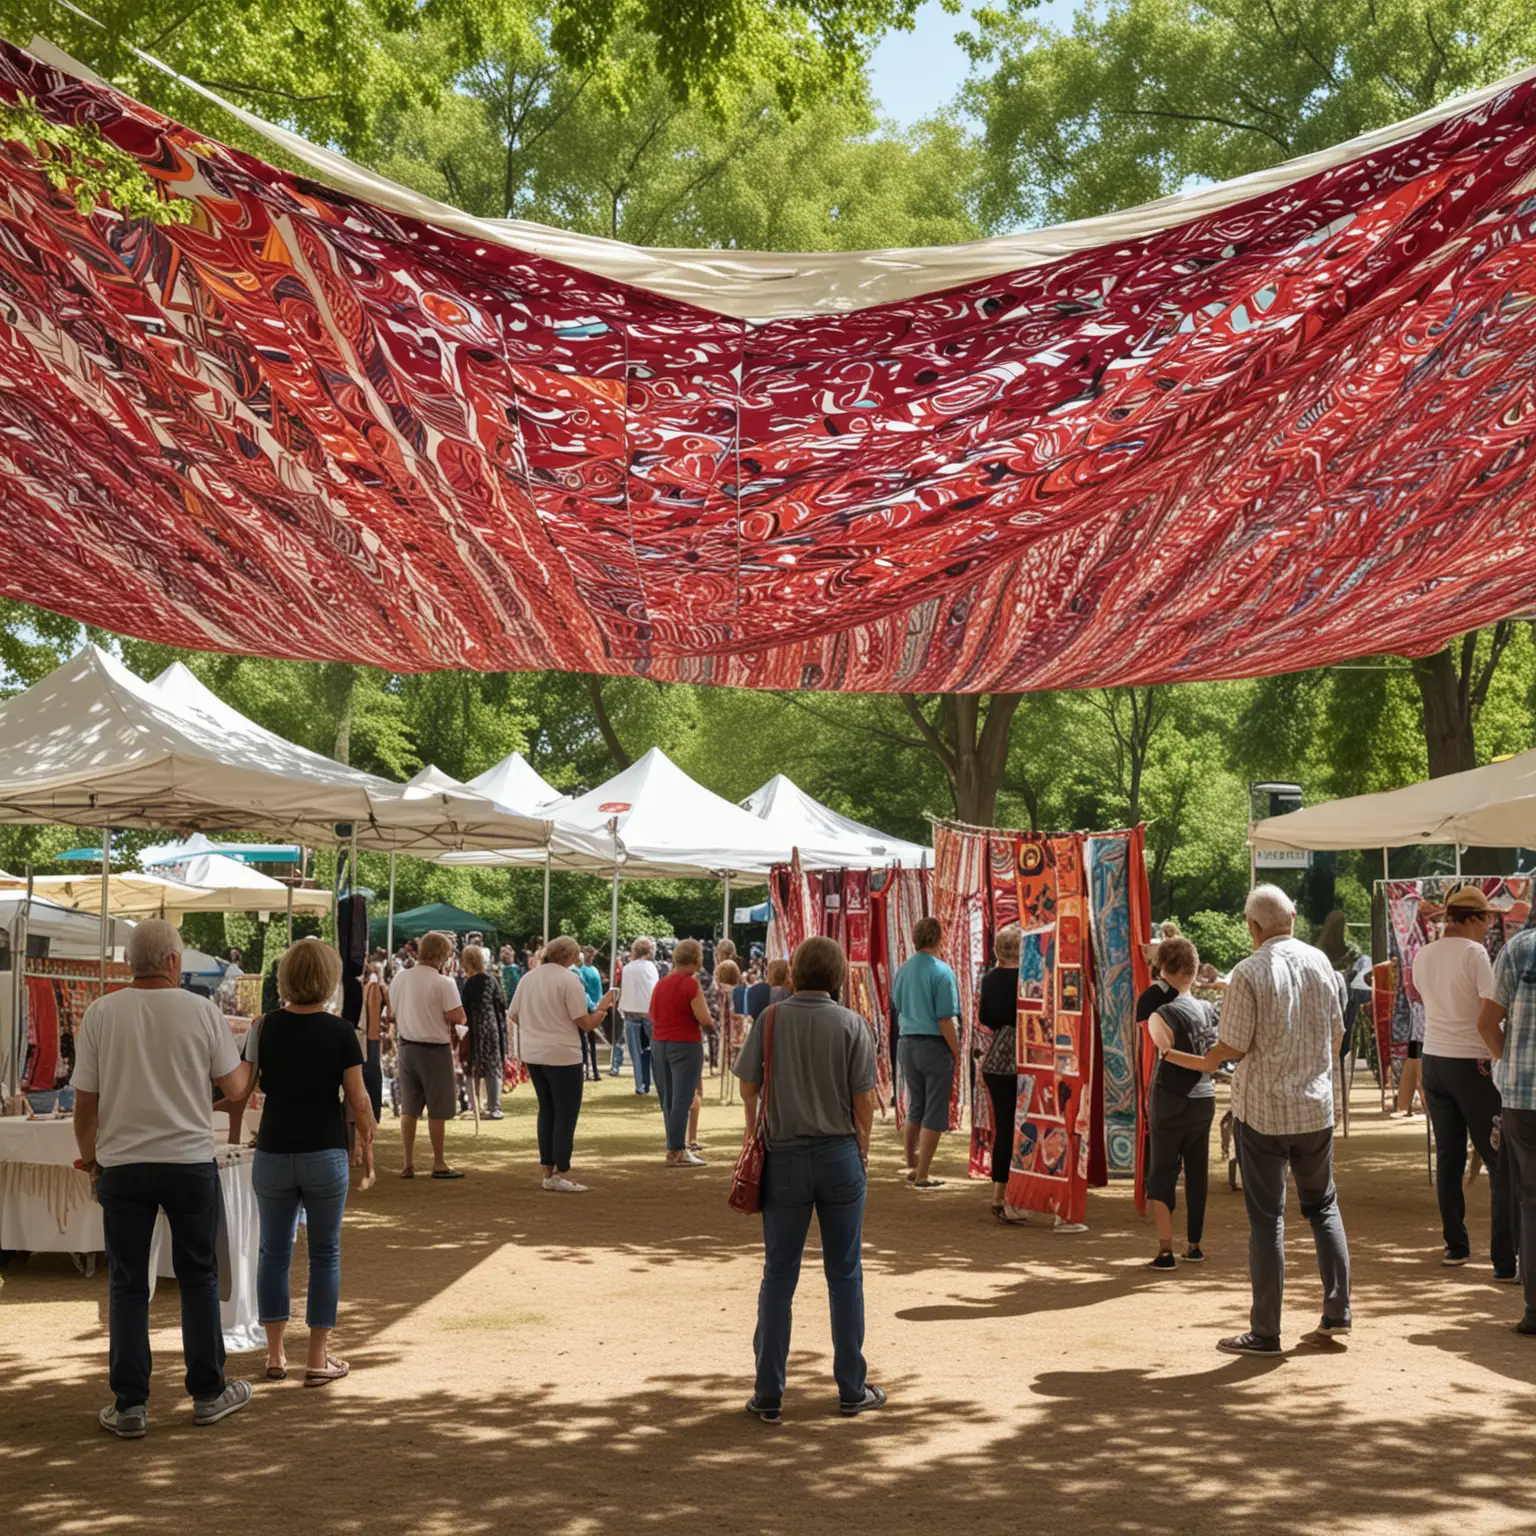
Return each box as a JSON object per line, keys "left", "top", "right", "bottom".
{"left": 978, "top": 925, "right": 1024, "bottom": 1222}
{"left": 240, "top": 939, "right": 375, "bottom": 1386}
{"left": 1144, "top": 936, "right": 1218, "bottom": 1269}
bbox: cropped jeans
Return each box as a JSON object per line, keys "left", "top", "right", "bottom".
{"left": 754, "top": 1135, "right": 867, "bottom": 1406}
{"left": 253, "top": 1148, "right": 350, "bottom": 1330}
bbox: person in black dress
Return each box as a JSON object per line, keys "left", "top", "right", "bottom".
{"left": 1144, "top": 936, "right": 1218, "bottom": 1268}
{"left": 978, "top": 924, "right": 1023, "bottom": 1222}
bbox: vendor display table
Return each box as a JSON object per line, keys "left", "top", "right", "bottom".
{"left": 0, "top": 1118, "right": 262, "bottom": 1351}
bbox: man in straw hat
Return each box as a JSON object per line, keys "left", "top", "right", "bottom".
{"left": 1414, "top": 886, "right": 1516, "bottom": 1279}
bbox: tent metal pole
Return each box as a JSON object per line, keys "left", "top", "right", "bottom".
{"left": 8, "top": 864, "right": 32, "bottom": 1097}
{"left": 1383, "top": 847, "right": 1390, "bottom": 885}
{"left": 285, "top": 880, "right": 294, "bottom": 948}
{"left": 386, "top": 852, "right": 396, "bottom": 973}
{"left": 543, "top": 848, "right": 551, "bottom": 943}
{"left": 608, "top": 817, "right": 621, "bottom": 989}
{"left": 722, "top": 873, "right": 731, "bottom": 945}
{"left": 1455, "top": 844, "right": 1463, "bottom": 876}
{"left": 98, "top": 829, "right": 112, "bottom": 999}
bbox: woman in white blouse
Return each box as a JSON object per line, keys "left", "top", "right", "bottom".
{"left": 508, "top": 937, "right": 617, "bottom": 1192}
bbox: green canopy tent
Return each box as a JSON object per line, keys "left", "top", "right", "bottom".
{"left": 370, "top": 901, "right": 499, "bottom": 947}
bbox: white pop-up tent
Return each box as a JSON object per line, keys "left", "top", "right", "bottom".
{"left": 465, "top": 753, "right": 569, "bottom": 814}
{"left": 140, "top": 831, "right": 301, "bottom": 870}
{"left": 741, "top": 775, "right": 931, "bottom": 870}
{"left": 0, "top": 856, "right": 333, "bottom": 918}
{"left": 1250, "top": 750, "right": 1536, "bottom": 855}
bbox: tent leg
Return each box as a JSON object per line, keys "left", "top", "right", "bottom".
{"left": 608, "top": 864, "right": 621, "bottom": 994}
{"left": 385, "top": 853, "right": 396, "bottom": 974}
{"left": 285, "top": 881, "right": 293, "bottom": 951}
{"left": 1383, "top": 847, "right": 1390, "bottom": 884}
{"left": 1455, "top": 844, "right": 1463, "bottom": 876}
{"left": 1249, "top": 843, "right": 1257, "bottom": 893}
{"left": 722, "top": 874, "right": 731, "bottom": 947}
{"left": 543, "top": 849, "right": 551, "bottom": 943}
{"left": 8, "top": 864, "right": 31, "bottom": 1096}
{"left": 98, "top": 829, "right": 112, "bottom": 999}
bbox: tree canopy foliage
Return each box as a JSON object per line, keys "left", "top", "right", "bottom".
{"left": 0, "top": 0, "right": 1529, "bottom": 965}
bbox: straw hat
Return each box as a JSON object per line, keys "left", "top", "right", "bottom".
{"left": 1445, "top": 886, "right": 1492, "bottom": 914}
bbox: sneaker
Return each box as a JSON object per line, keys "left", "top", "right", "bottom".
{"left": 193, "top": 1379, "right": 252, "bottom": 1427}
{"left": 839, "top": 1384, "right": 887, "bottom": 1417}
{"left": 1054, "top": 1219, "right": 1089, "bottom": 1234}
{"left": 1515, "top": 1315, "right": 1536, "bottom": 1336}
{"left": 669, "top": 1151, "right": 706, "bottom": 1168}
{"left": 542, "top": 1176, "right": 589, "bottom": 1193}
{"left": 1442, "top": 1249, "right": 1470, "bottom": 1267}
{"left": 98, "top": 1403, "right": 147, "bottom": 1439}
{"left": 1494, "top": 1271, "right": 1521, "bottom": 1285}
{"left": 1306, "top": 1315, "right": 1352, "bottom": 1341}
{"left": 1147, "top": 1251, "right": 1176, "bottom": 1271}
{"left": 745, "top": 1396, "right": 782, "bottom": 1423}
{"left": 1183, "top": 1247, "right": 1206, "bottom": 1263}
{"left": 1217, "top": 1332, "right": 1281, "bottom": 1356}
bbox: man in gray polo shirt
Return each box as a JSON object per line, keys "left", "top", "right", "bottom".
{"left": 1162, "top": 884, "right": 1349, "bottom": 1354}
{"left": 735, "top": 935, "right": 882, "bottom": 1423}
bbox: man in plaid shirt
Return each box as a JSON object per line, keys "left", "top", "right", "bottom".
{"left": 1479, "top": 926, "right": 1536, "bottom": 1331}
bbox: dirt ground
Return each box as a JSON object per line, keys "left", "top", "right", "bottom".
{"left": 3, "top": 1071, "right": 1533, "bottom": 1536}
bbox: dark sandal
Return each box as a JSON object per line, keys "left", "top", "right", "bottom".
{"left": 265, "top": 1364, "right": 288, "bottom": 1381}
{"left": 400, "top": 1168, "right": 415, "bottom": 1179}
{"left": 431, "top": 1167, "right": 465, "bottom": 1180}
{"left": 304, "top": 1355, "right": 349, "bottom": 1387}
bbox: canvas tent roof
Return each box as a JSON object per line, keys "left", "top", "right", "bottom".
{"left": 4, "top": 40, "right": 1536, "bottom": 696}
{"left": 465, "top": 754, "right": 567, "bottom": 814}
{"left": 440, "top": 748, "right": 785, "bottom": 879}
{"left": 140, "top": 830, "right": 300, "bottom": 867}
{"left": 741, "top": 775, "right": 931, "bottom": 870}
{"left": 0, "top": 647, "right": 555, "bottom": 853}
{"left": 1251, "top": 750, "right": 1536, "bottom": 852}
{"left": 372, "top": 901, "right": 498, "bottom": 945}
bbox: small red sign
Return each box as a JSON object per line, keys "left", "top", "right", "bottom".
{"left": 598, "top": 802, "right": 631, "bottom": 814}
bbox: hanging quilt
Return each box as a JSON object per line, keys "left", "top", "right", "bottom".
{"left": 1380, "top": 876, "right": 1532, "bottom": 1071}
{"left": 5, "top": 43, "right": 1536, "bottom": 691}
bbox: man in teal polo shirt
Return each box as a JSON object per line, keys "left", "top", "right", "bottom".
{"left": 891, "top": 916, "right": 960, "bottom": 1188}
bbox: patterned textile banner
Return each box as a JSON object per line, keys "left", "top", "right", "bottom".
{"left": 1085, "top": 831, "right": 1153, "bottom": 1181}
{"left": 1380, "top": 876, "right": 1532, "bottom": 1064}
{"left": 3, "top": 43, "right": 1536, "bottom": 690}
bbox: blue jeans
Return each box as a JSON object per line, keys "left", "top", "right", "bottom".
{"left": 98, "top": 1161, "right": 225, "bottom": 1409}
{"left": 652, "top": 1040, "right": 703, "bottom": 1151}
{"left": 624, "top": 1014, "right": 653, "bottom": 1093}
{"left": 609, "top": 1028, "right": 626, "bottom": 1074}
{"left": 253, "top": 1148, "right": 350, "bottom": 1329}
{"left": 755, "top": 1136, "right": 867, "bottom": 1405}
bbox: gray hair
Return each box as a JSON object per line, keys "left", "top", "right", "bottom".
{"left": 126, "top": 918, "right": 183, "bottom": 978}
{"left": 1245, "top": 884, "right": 1296, "bottom": 936}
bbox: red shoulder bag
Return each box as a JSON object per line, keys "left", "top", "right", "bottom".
{"left": 728, "top": 1005, "right": 776, "bottom": 1215}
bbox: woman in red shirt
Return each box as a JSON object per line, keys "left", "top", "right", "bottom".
{"left": 649, "top": 938, "right": 713, "bottom": 1167}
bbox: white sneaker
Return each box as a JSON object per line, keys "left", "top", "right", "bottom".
{"left": 1054, "top": 1218, "right": 1089, "bottom": 1234}
{"left": 669, "top": 1151, "right": 707, "bottom": 1168}
{"left": 542, "top": 1176, "right": 589, "bottom": 1193}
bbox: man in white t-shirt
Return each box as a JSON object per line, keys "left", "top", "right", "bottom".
{"left": 616, "top": 936, "right": 660, "bottom": 1095}
{"left": 387, "top": 930, "right": 467, "bottom": 1180}
{"left": 71, "top": 919, "right": 255, "bottom": 1438}
{"left": 1412, "top": 885, "right": 1516, "bottom": 1278}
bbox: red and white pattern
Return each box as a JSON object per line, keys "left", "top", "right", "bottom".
{"left": 2, "top": 43, "right": 1536, "bottom": 688}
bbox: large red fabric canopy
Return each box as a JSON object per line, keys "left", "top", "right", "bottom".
{"left": 1, "top": 39, "right": 1535, "bottom": 691}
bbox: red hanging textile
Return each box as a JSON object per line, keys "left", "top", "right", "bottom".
{"left": 22, "top": 975, "right": 60, "bottom": 1092}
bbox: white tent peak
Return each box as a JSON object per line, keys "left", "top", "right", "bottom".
{"left": 742, "top": 774, "right": 932, "bottom": 869}
{"left": 465, "top": 753, "right": 567, "bottom": 814}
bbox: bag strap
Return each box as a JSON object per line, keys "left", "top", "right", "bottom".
{"left": 758, "top": 1003, "right": 777, "bottom": 1128}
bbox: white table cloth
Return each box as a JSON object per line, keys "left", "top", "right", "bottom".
{"left": 0, "top": 1118, "right": 262, "bottom": 1351}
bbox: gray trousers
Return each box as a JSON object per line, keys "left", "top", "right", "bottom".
{"left": 1234, "top": 1120, "right": 1351, "bottom": 1340}
{"left": 1498, "top": 1107, "right": 1536, "bottom": 1320}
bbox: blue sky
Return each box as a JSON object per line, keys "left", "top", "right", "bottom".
{"left": 866, "top": 0, "right": 1083, "bottom": 127}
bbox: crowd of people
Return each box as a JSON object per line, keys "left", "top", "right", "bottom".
{"left": 70, "top": 875, "right": 1536, "bottom": 1434}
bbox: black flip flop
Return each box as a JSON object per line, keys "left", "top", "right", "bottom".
{"left": 431, "top": 1167, "right": 465, "bottom": 1180}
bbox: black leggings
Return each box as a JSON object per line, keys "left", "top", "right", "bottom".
{"left": 983, "top": 1070, "right": 1018, "bottom": 1185}
{"left": 580, "top": 1029, "right": 601, "bottom": 1080}
{"left": 1147, "top": 1094, "right": 1215, "bottom": 1244}
{"left": 528, "top": 1063, "right": 585, "bottom": 1171}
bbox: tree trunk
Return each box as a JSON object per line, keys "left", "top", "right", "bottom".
{"left": 901, "top": 692, "right": 1024, "bottom": 826}
{"left": 1411, "top": 647, "right": 1477, "bottom": 778}
{"left": 322, "top": 663, "right": 357, "bottom": 766}
{"left": 587, "top": 675, "right": 631, "bottom": 768}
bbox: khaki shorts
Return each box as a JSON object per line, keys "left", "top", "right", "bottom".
{"left": 398, "top": 1039, "right": 456, "bottom": 1120}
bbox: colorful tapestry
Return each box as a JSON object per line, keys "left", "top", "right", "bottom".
{"left": 1380, "top": 876, "right": 1532, "bottom": 1066}
{"left": 1086, "top": 831, "right": 1150, "bottom": 1181}
{"left": 1005, "top": 833, "right": 1100, "bottom": 1225}
{"left": 3, "top": 43, "right": 1536, "bottom": 691}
